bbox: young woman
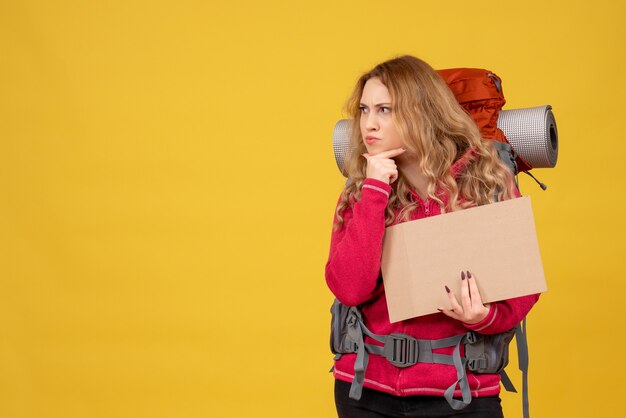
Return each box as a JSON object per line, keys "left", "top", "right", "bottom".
{"left": 325, "top": 55, "right": 539, "bottom": 417}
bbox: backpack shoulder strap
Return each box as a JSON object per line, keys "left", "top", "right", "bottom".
{"left": 516, "top": 319, "right": 530, "bottom": 418}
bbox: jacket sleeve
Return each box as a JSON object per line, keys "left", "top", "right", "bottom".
{"left": 325, "top": 178, "right": 391, "bottom": 306}
{"left": 463, "top": 293, "right": 540, "bottom": 334}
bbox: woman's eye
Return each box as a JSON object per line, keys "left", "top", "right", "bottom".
{"left": 381, "top": 107, "right": 391, "bottom": 113}
{"left": 359, "top": 106, "right": 368, "bottom": 114}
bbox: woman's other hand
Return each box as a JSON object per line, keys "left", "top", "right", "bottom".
{"left": 438, "top": 271, "right": 490, "bottom": 324}
{"left": 362, "top": 148, "right": 405, "bottom": 184}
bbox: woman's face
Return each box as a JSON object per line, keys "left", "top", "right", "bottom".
{"left": 359, "top": 77, "right": 404, "bottom": 155}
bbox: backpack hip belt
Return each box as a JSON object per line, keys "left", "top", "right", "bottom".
{"left": 330, "top": 300, "right": 518, "bottom": 411}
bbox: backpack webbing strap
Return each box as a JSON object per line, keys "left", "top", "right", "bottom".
{"left": 499, "top": 369, "right": 517, "bottom": 393}
{"left": 516, "top": 319, "right": 530, "bottom": 418}
{"left": 492, "top": 141, "right": 518, "bottom": 174}
{"left": 359, "top": 321, "right": 463, "bottom": 368}
{"left": 348, "top": 317, "right": 472, "bottom": 410}
{"left": 346, "top": 309, "right": 368, "bottom": 400}
{"left": 443, "top": 335, "right": 472, "bottom": 410}
{"left": 363, "top": 339, "right": 456, "bottom": 367}
{"left": 365, "top": 333, "right": 471, "bottom": 410}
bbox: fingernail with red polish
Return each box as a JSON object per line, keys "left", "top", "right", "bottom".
{"left": 445, "top": 285, "right": 451, "bottom": 293}
{"left": 467, "top": 271, "right": 472, "bottom": 279}
{"left": 461, "top": 271, "right": 466, "bottom": 280}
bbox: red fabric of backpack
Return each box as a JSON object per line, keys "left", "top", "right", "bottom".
{"left": 437, "top": 68, "right": 532, "bottom": 173}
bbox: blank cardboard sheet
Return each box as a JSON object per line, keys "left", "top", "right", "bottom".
{"left": 381, "top": 196, "right": 547, "bottom": 323}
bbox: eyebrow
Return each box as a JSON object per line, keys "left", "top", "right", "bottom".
{"left": 359, "top": 102, "right": 392, "bottom": 107}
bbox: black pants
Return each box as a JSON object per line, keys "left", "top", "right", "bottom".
{"left": 335, "top": 380, "right": 504, "bottom": 418}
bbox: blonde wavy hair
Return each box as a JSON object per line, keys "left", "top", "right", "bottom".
{"left": 335, "top": 55, "right": 516, "bottom": 228}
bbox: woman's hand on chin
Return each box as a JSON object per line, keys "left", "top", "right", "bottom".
{"left": 362, "top": 147, "right": 405, "bottom": 184}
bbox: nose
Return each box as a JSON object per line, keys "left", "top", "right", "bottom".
{"left": 363, "top": 111, "right": 379, "bottom": 132}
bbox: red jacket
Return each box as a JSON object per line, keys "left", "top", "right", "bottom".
{"left": 325, "top": 152, "right": 539, "bottom": 398}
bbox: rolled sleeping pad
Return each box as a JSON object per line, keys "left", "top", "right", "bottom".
{"left": 497, "top": 105, "right": 558, "bottom": 170}
{"left": 332, "top": 105, "right": 558, "bottom": 176}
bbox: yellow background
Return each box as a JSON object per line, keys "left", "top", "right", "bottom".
{"left": 1, "top": 1, "right": 624, "bottom": 417}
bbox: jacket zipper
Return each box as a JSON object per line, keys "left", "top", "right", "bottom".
{"left": 410, "top": 191, "right": 431, "bottom": 217}
{"left": 423, "top": 200, "right": 430, "bottom": 216}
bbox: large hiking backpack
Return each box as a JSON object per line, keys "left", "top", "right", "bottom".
{"left": 437, "top": 68, "right": 518, "bottom": 172}
{"left": 436, "top": 68, "right": 533, "bottom": 418}
{"left": 330, "top": 68, "right": 550, "bottom": 418}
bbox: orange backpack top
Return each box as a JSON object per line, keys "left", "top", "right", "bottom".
{"left": 437, "top": 68, "right": 532, "bottom": 173}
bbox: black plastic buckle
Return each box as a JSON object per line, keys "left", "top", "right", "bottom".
{"left": 343, "top": 340, "right": 358, "bottom": 353}
{"left": 465, "top": 331, "right": 479, "bottom": 344}
{"left": 383, "top": 333, "right": 418, "bottom": 368}
{"left": 467, "top": 357, "right": 487, "bottom": 372}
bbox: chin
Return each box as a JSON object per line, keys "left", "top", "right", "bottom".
{"left": 366, "top": 148, "right": 380, "bottom": 155}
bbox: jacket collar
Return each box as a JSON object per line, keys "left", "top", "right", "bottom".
{"left": 406, "top": 146, "right": 478, "bottom": 203}
{"left": 450, "top": 146, "right": 478, "bottom": 179}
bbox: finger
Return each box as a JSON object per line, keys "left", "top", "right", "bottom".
{"left": 467, "top": 271, "right": 485, "bottom": 306}
{"left": 373, "top": 160, "right": 398, "bottom": 173}
{"left": 372, "top": 160, "right": 396, "bottom": 169}
{"left": 372, "top": 147, "right": 406, "bottom": 159}
{"left": 389, "top": 171, "right": 398, "bottom": 184}
{"left": 381, "top": 164, "right": 398, "bottom": 174}
{"left": 445, "top": 285, "right": 463, "bottom": 313}
{"left": 437, "top": 307, "right": 460, "bottom": 321}
{"left": 361, "top": 153, "right": 371, "bottom": 160}
{"left": 460, "top": 271, "right": 472, "bottom": 309}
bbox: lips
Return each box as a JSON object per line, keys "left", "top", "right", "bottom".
{"left": 365, "top": 136, "right": 380, "bottom": 144}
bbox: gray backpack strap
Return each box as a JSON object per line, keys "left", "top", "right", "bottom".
{"left": 443, "top": 334, "right": 472, "bottom": 410}
{"left": 499, "top": 369, "right": 517, "bottom": 393}
{"left": 358, "top": 321, "right": 386, "bottom": 344}
{"left": 492, "top": 140, "right": 517, "bottom": 174}
{"left": 360, "top": 320, "right": 472, "bottom": 409}
{"left": 360, "top": 322, "right": 459, "bottom": 368}
{"left": 342, "top": 307, "right": 367, "bottom": 400}
{"left": 348, "top": 326, "right": 368, "bottom": 400}
{"left": 431, "top": 334, "right": 469, "bottom": 366}
{"left": 363, "top": 337, "right": 455, "bottom": 367}
{"left": 516, "top": 319, "right": 530, "bottom": 418}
